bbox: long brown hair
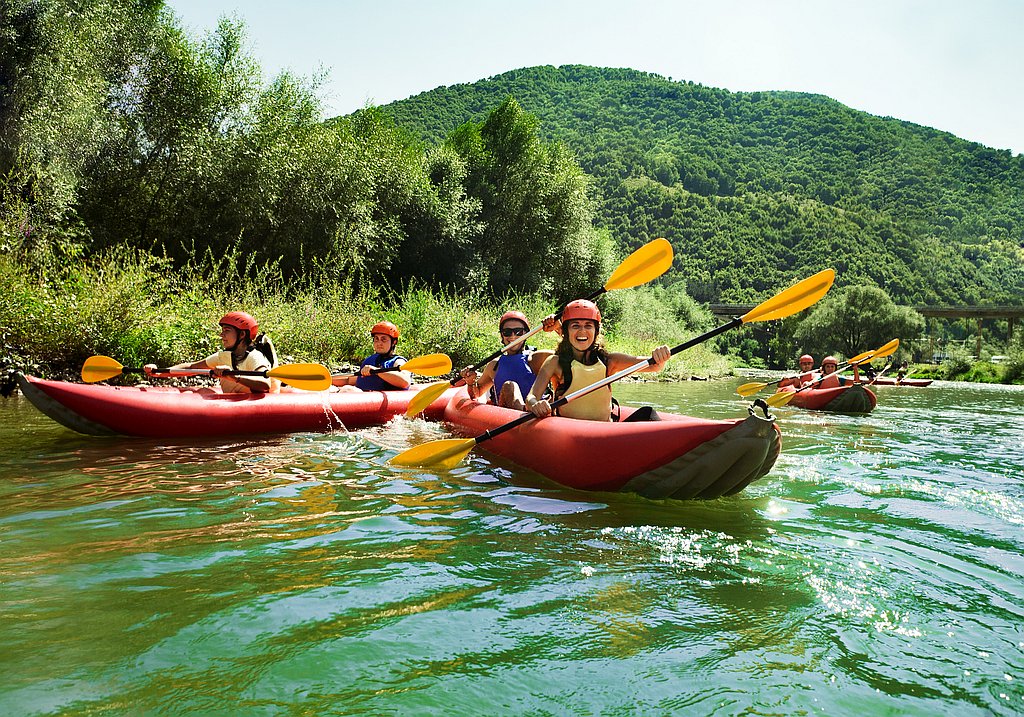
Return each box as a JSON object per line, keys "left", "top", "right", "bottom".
{"left": 553, "top": 328, "right": 609, "bottom": 398}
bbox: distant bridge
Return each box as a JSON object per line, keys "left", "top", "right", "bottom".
{"left": 707, "top": 304, "right": 1024, "bottom": 357}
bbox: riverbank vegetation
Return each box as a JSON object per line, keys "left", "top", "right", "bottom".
{"left": 2, "top": 2, "right": 1021, "bottom": 390}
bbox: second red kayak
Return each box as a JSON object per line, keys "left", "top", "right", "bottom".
{"left": 17, "top": 373, "right": 456, "bottom": 438}
{"left": 869, "top": 377, "right": 933, "bottom": 387}
{"left": 441, "top": 389, "right": 781, "bottom": 500}
{"left": 776, "top": 383, "right": 877, "bottom": 413}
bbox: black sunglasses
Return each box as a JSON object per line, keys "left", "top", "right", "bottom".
{"left": 500, "top": 327, "right": 527, "bottom": 337}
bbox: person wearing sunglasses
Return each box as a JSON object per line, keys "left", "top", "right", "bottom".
{"left": 459, "top": 311, "right": 556, "bottom": 410}
{"left": 778, "top": 353, "right": 817, "bottom": 389}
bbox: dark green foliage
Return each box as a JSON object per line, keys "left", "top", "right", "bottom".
{"left": 795, "top": 284, "right": 926, "bottom": 359}
{"left": 381, "top": 65, "right": 1024, "bottom": 305}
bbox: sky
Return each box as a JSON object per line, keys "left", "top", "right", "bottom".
{"left": 165, "top": 0, "right": 1024, "bottom": 155}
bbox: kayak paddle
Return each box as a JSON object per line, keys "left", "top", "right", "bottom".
{"left": 403, "top": 238, "right": 675, "bottom": 419}
{"left": 331, "top": 353, "right": 453, "bottom": 380}
{"left": 766, "top": 338, "right": 899, "bottom": 407}
{"left": 81, "top": 355, "right": 333, "bottom": 392}
{"left": 391, "top": 268, "right": 835, "bottom": 469}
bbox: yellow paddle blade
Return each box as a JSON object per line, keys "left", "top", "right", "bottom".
{"left": 81, "top": 355, "right": 125, "bottom": 383}
{"left": 267, "top": 363, "right": 331, "bottom": 391}
{"left": 742, "top": 269, "right": 836, "bottom": 324}
{"left": 848, "top": 348, "right": 876, "bottom": 366}
{"left": 873, "top": 338, "right": 900, "bottom": 359}
{"left": 767, "top": 391, "right": 797, "bottom": 407}
{"left": 736, "top": 381, "right": 769, "bottom": 397}
{"left": 389, "top": 437, "right": 477, "bottom": 470}
{"left": 402, "top": 353, "right": 453, "bottom": 377}
{"left": 603, "top": 238, "right": 674, "bottom": 291}
{"left": 405, "top": 380, "right": 451, "bottom": 418}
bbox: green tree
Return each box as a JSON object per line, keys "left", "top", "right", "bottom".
{"left": 795, "top": 284, "right": 925, "bottom": 359}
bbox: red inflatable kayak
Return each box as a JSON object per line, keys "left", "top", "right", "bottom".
{"left": 441, "top": 389, "right": 781, "bottom": 499}
{"left": 869, "top": 377, "right": 933, "bottom": 387}
{"left": 16, "top": 373, "right": 456, "bottom": 437}
{"left": 777, "top": 383, "right": 877, "bottom": 413}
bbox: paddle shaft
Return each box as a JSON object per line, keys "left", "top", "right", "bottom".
{"left": 144, "top": 367, "right": 278, "bottom": 378}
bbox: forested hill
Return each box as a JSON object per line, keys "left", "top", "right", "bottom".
{"left": 374, "top": 65, "right": 1024, "bottom": 305}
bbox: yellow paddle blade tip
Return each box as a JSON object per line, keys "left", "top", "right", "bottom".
{"left": 404, "top": 354, "right": 453, "bottom": 377}
{"left": 389, "top": 438, "right": 476, "bottom": 470}
{"left": 767, "top": 391, "right": 796, "bottom": 408}
{"left": 404, "top": 381, "right": 451, "bottom": 418}
{"left": 603, "top": 237, "right": 674, "bottom": 291}
{"left": 744, "top": 268, "right": 836, "bottom": 323}
{"left": 81, "top": 355, "right": 124, "bottom": 383}
{"left": 736, "top": 382, "right": 767, "bottom": 397}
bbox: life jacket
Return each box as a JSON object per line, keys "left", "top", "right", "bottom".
{"left": 556, "top": 359, "right": 612, "bottom": 421}
{"left": 490, "top": 348, "right": 536, "bottom": 403}
{"left": 355, "top": 353, "right": 408, "bottom": 391}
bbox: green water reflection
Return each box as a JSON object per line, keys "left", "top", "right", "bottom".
{"left": 1, "top": 378, "right": 1022, "bottom": 715}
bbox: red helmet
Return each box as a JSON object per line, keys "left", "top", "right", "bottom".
{"left": 220, "top": 311, "right": 258, "bottom": 341}
{"left": 822, "top": 355, "right": 838, "bottom": 366}
{"left": 499, "top": 310, "right": 529, "bottom": 329}
{"left": 799, "top": 354, "right": 814, "bottom": 364}
{"left": 370, "top": 321, "right": 399, "bottom": 339}
{"left": 561, "top": 299, "right": 601, "bottom": 324}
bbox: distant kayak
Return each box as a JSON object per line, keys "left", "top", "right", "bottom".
{"left": 16, "top": 373, "right": 455, "bottom": 438}
{"left": 442, "top": 388, "right": 781, "bottom": 499}
{"left": 777, "top": 383, "right": 877, "bottom": 413}
{"left": 869, "top": 377, "right": 933, "bottom": 387}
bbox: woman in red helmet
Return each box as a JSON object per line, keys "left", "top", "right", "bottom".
{"left": 525, "top": 299, "right": 670, "bottom": 422}
{"left": 144, "top": 311, "right": 275, "bottom": 393}
{"left": 816, "top": 355, "right": 859, "bottom": 389}
{"left": 778, "top": 353, "right": 817, "bottom": 389}
{"left": 458, "top": 310, "right": 557, "bottom": 410}
{"left": 332, "top": 321, "right": 411, "bottom": 391}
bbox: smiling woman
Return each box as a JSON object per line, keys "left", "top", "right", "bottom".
{"left": 526, "top": 299, "right": 670, "bottom": 422}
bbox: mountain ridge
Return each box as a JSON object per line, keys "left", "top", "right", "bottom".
{"left": 369, "top": 65, "right": 1023, "bottom": 305}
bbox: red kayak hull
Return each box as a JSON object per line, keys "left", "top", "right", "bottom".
{"left": 441, "top": 389, "right": 781, "bottom": 499}
{"left": 17, "top": 374, "right": 455, "bottom": 437}
{"left": 869, "top": 377, "right": 933, "bottom": 387}
{"left": 777, "top": 383, "right": 877, "bottom": 413}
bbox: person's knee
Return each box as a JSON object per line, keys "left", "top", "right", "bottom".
{"left": 498, "top": 381, "right": 525, "bottom": 410}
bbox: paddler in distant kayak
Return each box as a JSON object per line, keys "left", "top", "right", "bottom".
{"left": 816, "top": 355, "right": 859, "bottom": 389}
{"left": 144, "top": 311, "right": 276, "bottom": 393}
{"left": 525, "top": 299, "right": 670, "bottom": 422}
{"left": 458, "top": 311, "right": 557, "bottom": 410}
{"left": 332, "top": 321, "right": 411, "bottom": 391}
{"left": 778, "top": 353, "right": 817, "bottom": 389}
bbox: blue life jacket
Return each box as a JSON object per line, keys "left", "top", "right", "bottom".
{"left": 355, "top": 353, "right": 408, "bottom": 391}
{"left": 490, "top": 349, "right": 535, "bottom": 403}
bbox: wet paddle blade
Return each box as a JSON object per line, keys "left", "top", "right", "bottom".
{"left": 767, "top": 391, "right": 797, "bottom": 407}
{"left": 81, "top": 355, "right": 125, "bottom": 383}
{"left": 267, "top": 363, "right": 331, "bottom": 391}
{"left": 742, "top": 269, "right": 836, "bottom": 323}
{"left": 736, "top": 381, "right": 769, "bottom": 397}
{"left": 404, "top": 380, "right": 451, "bottom": 418}
{"left": 389, "top": 437, "right": 477, "bottom": 469}
{"left": 603, "top": 238, "right": 674, "bottom": 291}
{"left": 402, "top": 353, "right": 453, "bottom": 377}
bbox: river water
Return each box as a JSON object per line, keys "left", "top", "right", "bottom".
{"left": 1, "top": 378, "right": 1022, "bottom": 716}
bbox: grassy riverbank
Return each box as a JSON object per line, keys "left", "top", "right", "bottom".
{"left": 0, "top": 247, "right": 730, "bottom": 392}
